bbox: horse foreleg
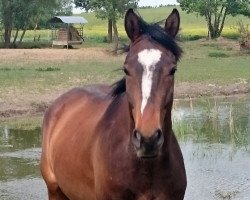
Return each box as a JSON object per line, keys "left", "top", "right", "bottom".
{"left": 47, "top": 185, "right": 69, "bottom": 200}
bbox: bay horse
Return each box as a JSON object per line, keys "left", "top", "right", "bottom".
{"left": 41, "top": 8, "right": 186, "bottom": 200}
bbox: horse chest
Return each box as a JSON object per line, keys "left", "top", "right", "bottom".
{"left": 103, "top": 161, "right": 175, "bottom": 200}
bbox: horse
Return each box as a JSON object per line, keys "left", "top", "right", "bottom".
{"left": 40, "top": 8, "right": 187, "bottom": 200}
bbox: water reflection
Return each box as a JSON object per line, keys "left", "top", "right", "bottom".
{"left": 0, "top": 96, "right": 249, "bottom": 199}
{"left": 182, "top": 142, "right": 250, "bottom": 200}
{"left": 0, "top": 127, "right": 41, "bottom": 182}
{"left": 172, "top": 96, "right": 250, "bottom": 199}
{"left": 173, "top": 96, "right": 250, "bottom": 148}
{"left": 0, "top": 127, "right": 41, "bottom": 151}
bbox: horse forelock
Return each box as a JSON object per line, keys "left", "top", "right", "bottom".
{"left": 143, "top": 23, "right": 182, "bottom": 61}
{"left": 121, "top": 17, "right": 182, "bottom": 60}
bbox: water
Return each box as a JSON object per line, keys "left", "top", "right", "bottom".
{"left": 173, "top": 96, "right": 250, "bottom": 200}
{"left": 0, "top": 96, "right": 249, "bottom": 200}
{"left": 0, "top": 127, "right": 46, "bottom": 199}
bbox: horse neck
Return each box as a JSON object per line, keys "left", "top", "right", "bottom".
{"left": 102, "top": 93, "right": 134, "bottom": 134}
{"left": 163, "top": 94, "right": 174, "bottom": 133}
{"left": 98, "top": 94, "right": 134, "bottom": 161}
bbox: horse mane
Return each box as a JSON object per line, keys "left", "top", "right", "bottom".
{"left": 111, "top": 77, "right": 126, "bottom": 98}
{"left": 111, "top": 13, "right": 182, "bottom": 98}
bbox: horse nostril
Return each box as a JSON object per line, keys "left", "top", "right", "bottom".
{"left": 154, "top": 129, "right": 164, "bottom": 146}
{"left": 132, "top": 129, "right": 142, "bottom": 149}
{"left": 135, "top": 131, "right": 141, "bottom": 141}
{"left": 156, "top": 129, "right": 161, "bottom": 139}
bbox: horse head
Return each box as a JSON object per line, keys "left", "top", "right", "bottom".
{"left": 122, "top": 9, "right": 182, "bottom": 159}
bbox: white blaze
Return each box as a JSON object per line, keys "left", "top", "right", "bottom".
{"left": 138, "top": 49, "right": 162, "bottom": 114}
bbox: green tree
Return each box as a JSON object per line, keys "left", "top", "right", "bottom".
{"left": 178, "top": 0, "right": 250, "bottom": 39}
{"left": 0, "top": 0, "right": 73, "bottom": 48}
{"left": 74, "top": 0, "right": 92, "bottom": 12}
{"left": 54, "top": 0, "right": 73, "bottom": 16}
{"left": 74, "top": 0, "right": 138, "bottom": 52}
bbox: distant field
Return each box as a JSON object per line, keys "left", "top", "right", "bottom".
{"left": 0, "top": 39, "right": 249, "bottom": 91}
{"left": 78, "top": 6, "right": 250, "bottom": 41}
{"left": 11, "top": 5, "right": 249, "bottom": 46}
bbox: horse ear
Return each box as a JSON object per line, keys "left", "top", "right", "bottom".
{"left": 165, "top": 9, "right": 180, "bottom": 38}
{"left": 125, "top": 9, "right": 141, "bottom": 41}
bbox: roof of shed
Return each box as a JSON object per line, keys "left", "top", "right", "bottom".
{"left": 48, "top": 16, "right": 88, "bottom": 24}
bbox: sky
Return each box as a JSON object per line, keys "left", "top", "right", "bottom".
{"left": 138, "top": 0, "right": 178, "bottom": 7}
{"left": 73, "top": 0, "right": 178, "bottom": 14}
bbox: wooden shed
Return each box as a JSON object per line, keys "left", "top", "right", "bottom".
{"left": 48, "top": 16, "right": 88, "bottom": 49}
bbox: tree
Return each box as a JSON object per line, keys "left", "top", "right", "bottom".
{"left": 0, "top": 0, "right": 73, "bottom": 48}
{"left": 178, "top": 0, "right": 250, "bottom": 39}
{"left": 54, "top": 0, "right": 73, "bottom": 16}
{"left": 74, "top": 0, "right": 138, "bottom": 52}
{"left": 74, "top": 0, "right": 92, "bottom": 12}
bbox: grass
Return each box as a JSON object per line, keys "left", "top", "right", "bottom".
{"left": 1, "top": 5, "right": 249, "bottom": 47}
{"left": 0, "top": 39, "right": 249, "bottom": 97}
{"left": 77, "top": 6, "right": 250, "bottom": 42}
{"left": 208, "top": 52, "right": 229, "bottom": 58}
{"left": 0, "top": 6, "right": 249, "bottom": 116}
{"left": 175, "top": 40, "right": 250, "bottom": 84}
{"left": 173, "top": 97, "right": 249, "bottom": 147}
{"left": 0, "top": 49, "right": 124, "bottom": 93}
{"left": 0, "top": 116, "right": 42, "bottom": 129}
{"left": 0, "top": 7, "right": 248, "bottom": 89}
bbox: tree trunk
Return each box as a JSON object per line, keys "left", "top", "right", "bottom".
{"left": 11, "top": 29, "right": 19, "bottom": 48}
{"left": 207, "top": 6, "right": 228, "bottom": 39}
{"left": 2, "top": 1, "right": 13, "bottom": 48}
{"left": 205, "top": 14, "right": 211, "bottom": 40}
{"left": 3, "top": 23, "right": 12, "bottom": 48}
{"left": 34, "top": 23, "right": 38, "bottom": 41}
{"left": 205, "top": 12, "right": 212, "bottom": 40}
{"left": 18, "top": 29, "right": 26, "bottom": 46}
{"left": 218, "top": 8, "right": 228, "bottom": 37}
{"left": 107, "top": 19, "right": 112, "bottom": 43}
{"left": 112, "top": 20, "right": 119, "bottom": 54}
{"left": 207, "top": 14, "right": 219, "bottom": 39}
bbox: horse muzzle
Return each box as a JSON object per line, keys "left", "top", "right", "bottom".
{"left": 132, "top": 129, "right": 164, "bottom": 159}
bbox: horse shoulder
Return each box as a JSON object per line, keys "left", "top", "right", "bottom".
{"left": 43, "top": 86, "right": 111, "bottom": 132}
{"left": 41, "top": 86, "right": 112, "bottom": 199}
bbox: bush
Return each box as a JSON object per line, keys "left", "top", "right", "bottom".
{"left": 208, "top": 52, "right": 229, "bottom": 58}
{"left": 36, "top": 67, "right": 60, "bottom": 72}
{"left": 237, "top": 20, "right": 250, "bottom": 51}
{"left": 179, "top": 34, "right": 204, "bottom": 41}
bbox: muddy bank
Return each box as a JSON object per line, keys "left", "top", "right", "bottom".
{"left": 1, "top": 82, "right": 249, "bottom": 119}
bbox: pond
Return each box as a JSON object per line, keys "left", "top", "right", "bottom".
{"left": 0, "top": 96, "right": 249, "bottom": 200}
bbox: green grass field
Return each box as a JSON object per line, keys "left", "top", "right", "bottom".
{"left": 1, "top": 6, "right": 249, "bottom": 90}
{"left": 11, "top": 5, "right": 249, "bottom": 45}
{"left": 0, "top": 39, "right": 249, "bottom": 93}
{"left": 78, "top": 6, "right": 249, "bottom": 41}
{"left": 177, "top": 40, "right": 250, "bottom": 84}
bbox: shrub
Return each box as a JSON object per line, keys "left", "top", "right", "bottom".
{"left": 36, "top": 67, "right": 60, "bottom": 72}
{"left": 237, "top": 20, "right": 250, "bottom": 51}
{"left": 208, "top": 52, "right": 229, "bottom": 58}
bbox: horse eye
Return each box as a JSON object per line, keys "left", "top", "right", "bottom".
{"left": 124, "top": 68, "right": 130, "bottom": 76}
{"left": 169, "top": 67, "right": 177, "bottom": 76}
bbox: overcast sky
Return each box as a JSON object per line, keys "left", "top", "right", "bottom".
{"left": 138, "top": 0, "right": 178, "bottom": 7}
{"left": 73, "top": 0, "right": 178, "bottom": 14}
